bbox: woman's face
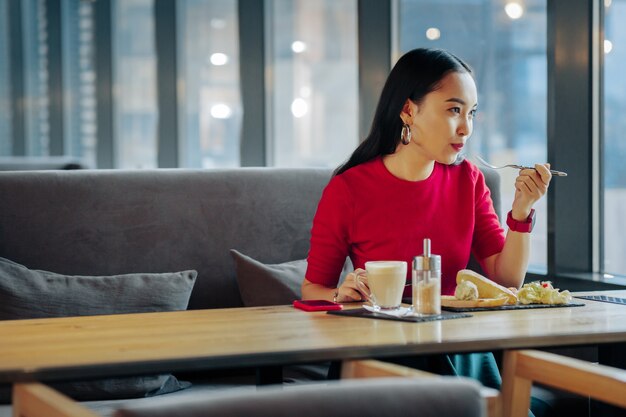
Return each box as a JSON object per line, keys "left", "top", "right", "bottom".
{"left": 402, "top": 71, "right": 477, "bottom": 165}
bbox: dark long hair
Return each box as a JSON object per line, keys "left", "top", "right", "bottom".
{"left": 334, "top": 48, "right": 472, "bottom": 176}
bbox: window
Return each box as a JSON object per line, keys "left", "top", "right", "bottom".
{"left": 0, "top": 0, "right": 10, "bottom": 156}
{"left": 397, "top": 0, "right": 548, "bottom": 272}
{"left": 62, "top": 0, "right": 96, "bottom": 167}
{"left": 178, "top": 0, "right": 241, "bottom": 168}
{"left": 267, "top": 0, "right": 359, "bottom": 168}
{"left": 113, "top": 0, "right": 157, "bottom": 169}
{"left": 603, "top": 0, "right": 626, "bottom": 276}
{"left": 22, "top": 0, "right": 49, "bottom": 156}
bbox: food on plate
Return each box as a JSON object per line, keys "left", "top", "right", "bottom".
{"left": 444, "top": 270, "right": 516, "bottom": 308}
{"left": 445, "top": 272, "right": 572, "bottom": 308}
{"left": 454, "top": 280, "right": 479, "bottom": 300}
{"left": 517, "top": 281, "right": 572, "bottom": 305}
{"left": 456, "top": 269, "right": 518, "bottom": 305}
{"left": 441, "top": 295, "right": 509, "bottom": 308}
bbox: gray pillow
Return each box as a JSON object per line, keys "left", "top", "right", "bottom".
{"left": 0, "top": 256, "right": 197, "bottom": 402}
{"left": 231, "top": 249, "right": 353, "bottom": 307}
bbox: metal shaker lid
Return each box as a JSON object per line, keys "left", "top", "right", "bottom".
{"left": 413, "top": 238, "right": 441, "bottom": 271}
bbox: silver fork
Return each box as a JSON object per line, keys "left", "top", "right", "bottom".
{"left": 473, "top": 154, "right": 568, "bottom": 177}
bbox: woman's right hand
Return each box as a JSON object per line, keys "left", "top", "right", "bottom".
{"left": 336, "top": 268, "right": 367, "bottom": 302}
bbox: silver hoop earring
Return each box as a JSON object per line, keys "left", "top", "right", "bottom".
{"left": 400, "top": 123, "right": 412, "bottom": 145}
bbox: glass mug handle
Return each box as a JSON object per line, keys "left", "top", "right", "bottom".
{"left": 354, "top": 270, "right": 375, "bottom": 305}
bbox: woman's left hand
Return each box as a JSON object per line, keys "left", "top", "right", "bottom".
{"left": 511, "top": 163, "right": 552, "bottom": 219}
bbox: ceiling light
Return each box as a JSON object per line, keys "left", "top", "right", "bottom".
{"left": 291, "top": 41, "right": 307, "bottom": 53}
{"left": 210, "top": 104, "right": 232, "bottom": 119}
{"left": 505, "top": 2, "right": 524, "bottom": 19}
{"left": 291, "top": 98, "right": 308, "bottom": 118}
{"left": 426, "top": 27, "right": 441, "bottom": 40}
{"left": 210, "top": 53, "right": 228, "bottom": 66}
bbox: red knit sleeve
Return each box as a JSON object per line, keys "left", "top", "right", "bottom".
{"left": 305, "top": 176, "right": 353, "bottom": 287}
{"left": 471, "top": 169, "right": 506, "bottom": 263}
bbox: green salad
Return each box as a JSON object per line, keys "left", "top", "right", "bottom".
{"left": 517, "top": 281, "right": 572, "bottom": 305}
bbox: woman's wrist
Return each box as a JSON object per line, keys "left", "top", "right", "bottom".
{"left": 511, "top": 206, "right": 532, "bottom": 221}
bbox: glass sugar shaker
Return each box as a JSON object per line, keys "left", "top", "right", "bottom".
{"left": 412, "top": 238, "right": 442, "bottom": 315}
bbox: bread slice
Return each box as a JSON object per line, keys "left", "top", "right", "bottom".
{"left": 441, "top": 295, "right": 509, "bottom": 308}
{"left": 456, "top": 269, "right": 518, "bottom": 305}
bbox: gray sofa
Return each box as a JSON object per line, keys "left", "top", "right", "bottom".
{"left": 0, "top": 156, "right": 88, "bottom": 171}
{"left": 0, "top": 166, "right": 501, "bottom": 416}
{"left": 0, "top": 168, "right": 331, "bottom": 310}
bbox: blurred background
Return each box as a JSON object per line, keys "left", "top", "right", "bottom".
{"left": 0, "top": 0, "right": 623, "bottom": 280}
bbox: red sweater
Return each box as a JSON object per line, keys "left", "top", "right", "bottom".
{"left": 305, "top": 157, "right": 505, "bottom": 295}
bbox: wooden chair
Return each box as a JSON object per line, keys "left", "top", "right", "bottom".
{"left": 343, "top": 350, "right": 626, "bottom": 417}
{"left": 500, "top": 349, "right": 626, "bottom": 417}
{"left": 12, "top": 382, "right": 100, "bottom": 417}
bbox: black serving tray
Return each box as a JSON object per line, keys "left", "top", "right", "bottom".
{"left": 327, "top": 308, "right": 471, "bottom": 323}
{"left": 575, "top": 295, "right": 626, "bottom": 305}
{"left": 440, "top": 302, "right": 585, "bottom": 313}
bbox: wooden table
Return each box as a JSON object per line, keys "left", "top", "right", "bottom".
{"left": 2, "top": 291, "right": 626, "bottom": 385}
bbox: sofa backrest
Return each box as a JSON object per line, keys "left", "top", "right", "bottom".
{"left": 0, "top": 166, "right": 500, "bottom": 310}
{"left": 0, "top": 168, "right": 332, "bottom": 309}
{"left": 0, "top": 156, "right": 89, "bottom": 170}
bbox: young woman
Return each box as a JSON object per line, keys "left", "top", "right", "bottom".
{"left": 302, "top": 47, "right": 551, "bottom": 303}
{"left": 301, "top": 48, "right": 550, "bottom": 417}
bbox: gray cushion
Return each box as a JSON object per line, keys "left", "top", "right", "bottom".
{"left": 231, "top": 250, "right": 353, "bottom": 307}
{"left": 0, "top": 257, "right": 197, "bottom": 401}
{"left": 113, "top": 377, "right": 485, "bottom": 417}
{"left": 0, "top": 256, "right": 197, "bottom": 319}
